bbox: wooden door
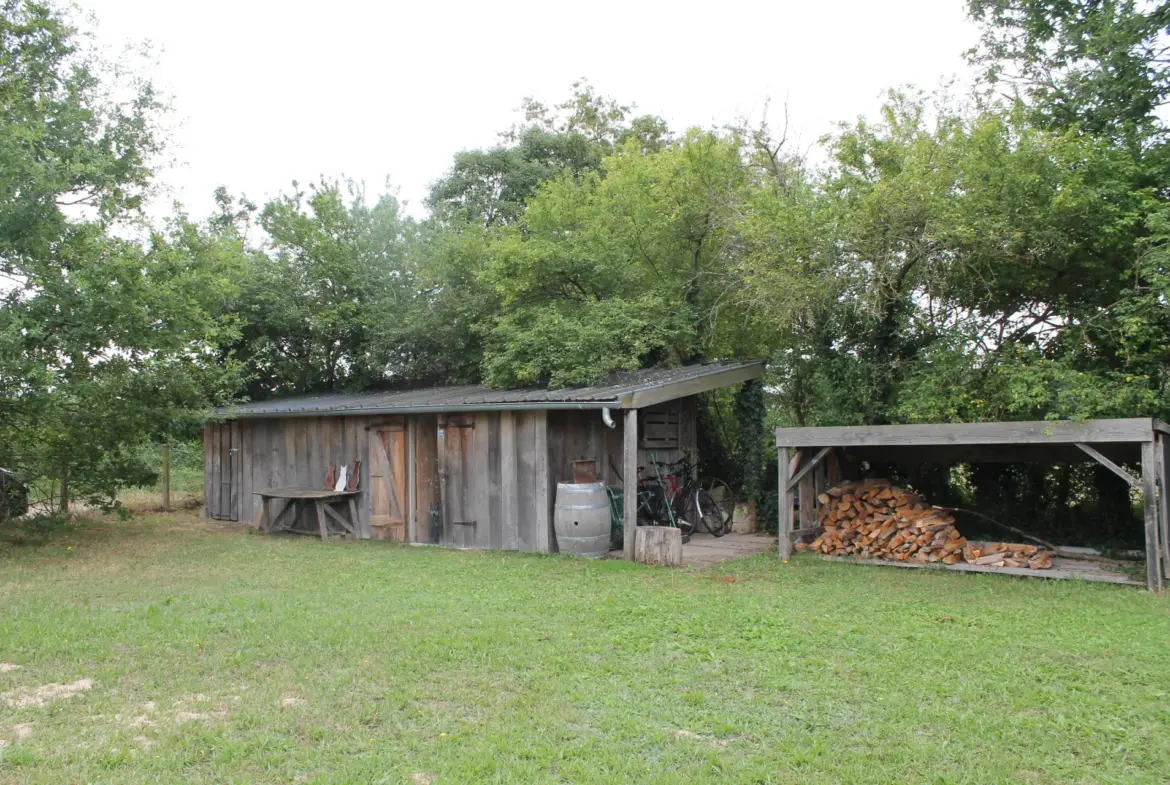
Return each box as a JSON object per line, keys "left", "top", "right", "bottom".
{"left": 370, "top": 419, "right": 407, "bottom": 541}
{"left": 415, "top": 415, "right": 442, "bottom": 544}
{"left": 439, "top": 414, "right": 476, "bottom": 547}
{"left": 205, "top": 422, "right": 240, "bottom": 521}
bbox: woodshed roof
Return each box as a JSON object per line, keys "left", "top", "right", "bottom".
{"left": 216, "top": 361, "right": 764, "bottom": 419}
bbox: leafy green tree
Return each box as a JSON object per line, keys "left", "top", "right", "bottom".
{"left": 428, "top": 82, "right": 670, "bottom": 228}
{"left": 0, "top": 0, "right": 243, "bottom": 510}
{"left": 968, "top": 0, "right": 1170, "bottom": 136}
{"left": 478, "top": 130, "right": 750, "bottom": 387}
{"left": 228, "top": 179, "right": 420, "bottom": 398}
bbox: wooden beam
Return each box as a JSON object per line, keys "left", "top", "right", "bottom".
{"left": 1075, "top": 443, "right": 1141, "bottom": 488}
{"left": 1160, "top": 434, "right": 1170, "bottom": 581}
{"left": 775, "top": 418, "right": 1157, "bottom": 448}
{"left": 623, "top": 409, "right": 638, "bottom": 560}
{"left": 623, "top": 362, "right": 765, "bottom": 410}
{"left": 407, "top": 417, "right": 417, "bottom": 545}
{"left": 315, "top": 500, "right": 328, "bottom": 542}
{"left": 777, "top": 446, "right": 793, "bottom": 562}
{"left": 533, "top": 410, "right": 550, "bottom": 553}
{"left": 786, "top": 447, "right": 831, "bottom": 492}
{"left": 1141, "top": 441, "right": 1164, "bottom": 592}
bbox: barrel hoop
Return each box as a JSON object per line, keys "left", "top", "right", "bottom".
{"left": 555, "top": 503, "right": 609, "bottom": 511}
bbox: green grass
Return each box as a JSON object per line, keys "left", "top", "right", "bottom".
{"left": 1, "top": 516, "right": 1168, "bottom": 784}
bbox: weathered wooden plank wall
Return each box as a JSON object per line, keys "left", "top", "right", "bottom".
{"left": 547, "top": 397, "right": 698, "bottom": 490}
{"left": 208, "top": 407, "right": 553, "bottom": 552}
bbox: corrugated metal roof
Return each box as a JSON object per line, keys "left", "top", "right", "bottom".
{"left": 216, "top": 361, "right": 764, "bottom": 419}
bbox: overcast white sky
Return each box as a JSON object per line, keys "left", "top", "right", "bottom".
{"left": 77, "top": 0, "right": 980, "bottom": 219}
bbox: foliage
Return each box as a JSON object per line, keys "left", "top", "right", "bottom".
{"left": 968, "top": 0, "right": 1170, "bottom": 136}
{"left": 478, "top": 131, "right": 752, "bottom": 387}
{"left": 226, "top": 179, "right": 420, "bottom": 398}
{"left": 0, "top": 1, "right": 245, "bottom": 508}
{"left": 427, "top": 81, "right": 670, "bottom": 228}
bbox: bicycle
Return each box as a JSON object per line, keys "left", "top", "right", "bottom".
{"left": 646, "top": 455, "right": 736, "bottom": 538}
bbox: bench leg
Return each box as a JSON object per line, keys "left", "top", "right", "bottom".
{"left": 315, "top": 500, "right": 328, "bottom": 541}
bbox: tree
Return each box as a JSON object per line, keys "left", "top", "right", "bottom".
{"left": 0, "top": 0, "right": 243, "bottom": 510}
{"left": 968, "top": 0, "right": 1170, "bottom": 137}
{"left": 427, "top": 81, "right": 670, "bottom": 228}
{"left": 478, "top": 130, "right": 750, "bottom": 387}
{"left": 228, "top": 179, "right": 420, "bottom": 398}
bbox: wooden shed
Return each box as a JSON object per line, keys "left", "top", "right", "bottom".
{"left": 205, "top": 361, "right": 763, "bottom": 558}
{"left": 776, "top": 418, "right": 1170, "bottom": 590}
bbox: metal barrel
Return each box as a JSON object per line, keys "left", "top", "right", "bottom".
{"left": 553, "top": 482, "right": 611, "bottom": 558}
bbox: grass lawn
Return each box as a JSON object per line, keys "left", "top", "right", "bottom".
{"left": 1, "top": 515, "right": 1168, "bottom": 784}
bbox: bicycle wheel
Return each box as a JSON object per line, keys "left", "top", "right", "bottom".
{"left": 700, "top": 478, "right": 736, "bottom": 534}
{"left": 693, "top": 488, "right": 728, "bottom": 537}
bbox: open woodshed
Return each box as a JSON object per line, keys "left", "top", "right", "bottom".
{"left": 775, "top": 419, "right": 1170, "bottom": 591}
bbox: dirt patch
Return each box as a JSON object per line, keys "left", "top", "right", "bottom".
{"left": 0, "top": 664, "right": 21, "bottom": 673}
{"left": 173, "top": 710, "right": 228, "bottom": 723}
{"left": 11, "top": 723, "right": 33, "bottom": 741}
{"left": 411, "top": 774, "right": 436, "bottom": 785}
{"left": 281, "top": 696, "right": 306, "bottom": 707}
{"left": 3, "top": 678, "right": 93, "bottom": 708}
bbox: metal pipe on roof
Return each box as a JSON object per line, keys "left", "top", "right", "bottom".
{"left": 601, "top": 406, "right": 616, "bottom": 428}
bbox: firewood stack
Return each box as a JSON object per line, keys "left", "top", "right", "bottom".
{"left": 796, "top": 479, "right": 1053, "bottom": 570}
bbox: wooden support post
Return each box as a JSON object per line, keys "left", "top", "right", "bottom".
{"left": 623, "top": 408, "right": 638, "bottom": 561}
{"left": 1141, "top": 441, "right": 1163, "bottom": 592}
{"left": 777, "top": 446, "right": 793, "bottom": 562}
{"left": 1160, "top": 434, "right": 1170, "bottom": 581}
{"left": 315, "top": 500, "right": 328, "bottom": 542}
{"left": 161, "top": 442, "right": 171, "bottom": 512}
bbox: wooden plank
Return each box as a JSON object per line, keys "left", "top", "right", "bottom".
{"left": 1160, "top": 434, "right": 1170, "bottom": 581}
{"left": 786, "top": 446, "right": 831, "bottom": 492}
{"left": 230, "top": 420, "right": 242, "bottom": 521}
{"left": 798, "top": 449, "right": 816, "bottom": 531}
{"left": 500, "top": 411, "right": 519, "bottom": 551}
{"left": 816, "top": 554, "right": 1143, "bottom": 586}
{"left": 775, "top": 418, "right": 1157, "bottom": 448}
{"left": 777, "top": 446, "right": 793, "bottom": 562}
{"left": 1141, "top": 441, "right": 1164, "bottom": 592}
{"left": 415, "top": 415, "right": 441, "bottom": 545}
{"left": 315, "top": 500, "right": 328, "bottom": 541}
{"left": 240, "top": 422, "right": 254, "bottom": 525}
{"left": 209, "top": 424, "right": 222, "bottom": 519}
{"left": 354, "top": 418, "right": 372, "bottom": 539}
{"left": 625, "top": 362, "right": 765, "bottom": 409}
{"left": 1075, "top": 442, "right": 1141, "bottom": 488}
{"left": 515, "top": 412, "right": 540, "bottom": 552}
{"left": 203, "top": 424, "right": 213, "bottom": 518}
{"left": 622, "top": 408, "right": 638, "bottom": 560}
{"left": 407, "top": 417, "right": 417, "bottom": 544}
{"left": 474, "top": 412, "right": 494, "bottom": 549}
{"left": 534, "top": 410, "right": 550, "bottom": 553}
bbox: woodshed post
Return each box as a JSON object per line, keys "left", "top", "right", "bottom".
{"left": 623, "top": 408, "right": 638, "bottom": 560}
{"left": 1141, "top": 441, "right": 1164, "bottom": 591}
{"left": 777, "top": 444, "right": 792, "bottom": 562}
